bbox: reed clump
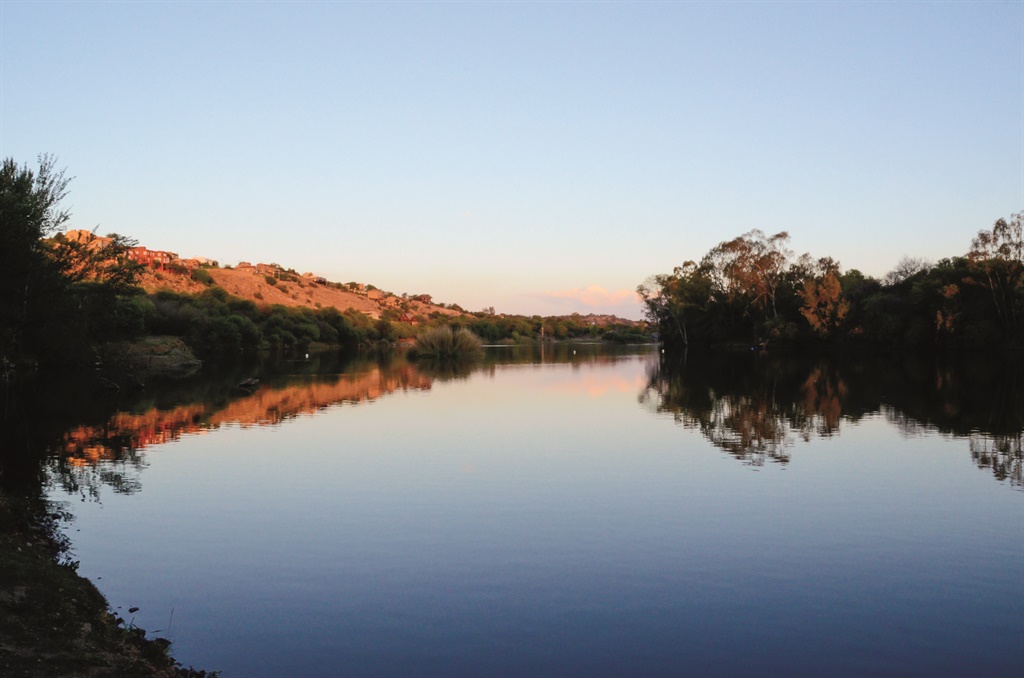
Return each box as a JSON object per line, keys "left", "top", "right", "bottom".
{"left": 410, "top": 326, "right": 483, "bottom": 359}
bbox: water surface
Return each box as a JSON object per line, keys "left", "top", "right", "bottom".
{"left": 44, "top": 347, "right": 1024, "bottom": 676}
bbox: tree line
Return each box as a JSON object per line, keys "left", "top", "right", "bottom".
{"left": 638, "top": 218, "right": 1023, "bottom": 351}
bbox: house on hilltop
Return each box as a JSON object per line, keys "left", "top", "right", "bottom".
{"left": 127, "top": 247, "right": 177, "bottom": 270}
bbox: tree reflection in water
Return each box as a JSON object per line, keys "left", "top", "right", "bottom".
{"left": 969, "top": 433, "right": 1022, "bottom": 485}
{"left": 52, "top": 431, "right": 147, "bottom": 500}
{"left": 12, "top": 346, "right": 653, "bottom": 503}
{"left": 643, "top": 350, "right": 1023, "bottom": 487}
{"left": 12, "top": 347, "right": 1022, "bottom": 502}
{"left": 701, "top": 394, "right": 792, "bottom": 466}
{"left": 43, "top": 352, "right": 436, "bottom": 502}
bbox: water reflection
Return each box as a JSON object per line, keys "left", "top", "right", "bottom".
{"left": 49, "top": 354, "right": 436, "bottom": 500}
{"left": 643, "top": 351, "right": 1023, "bottom": 487}
{"left": 969, "top": 432, "right": 1023, "bottom": 484}
{"left": 16, "top": 346, "right": 1022, "bottom": 504}
{"left": 16, "top": 345, "right": 1023, "bottom": 676}
{"left": 43, "top": 344, "right": 640, "bottom": 500}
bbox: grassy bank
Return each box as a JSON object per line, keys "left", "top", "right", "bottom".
{"left": 0, "top": 494, "right": 213, "bottom": 677}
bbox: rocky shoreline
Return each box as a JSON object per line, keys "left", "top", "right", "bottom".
{"left": 0, "top": 494, "right": 214, "bottom": 677}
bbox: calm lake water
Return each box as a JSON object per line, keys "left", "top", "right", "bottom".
{"left": 43, "top": 345, "right": 1023, "bottom": 676}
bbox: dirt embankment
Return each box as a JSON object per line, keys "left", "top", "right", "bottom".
{"left": 0, "top": 495, "right": 213, "bottom": 676}
{"left": 139, "top": 267, "right": 461, "bottom": 321}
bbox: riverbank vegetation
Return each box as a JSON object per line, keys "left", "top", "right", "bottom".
{"left": 440, "top": 312, "right": 649, "bottom": 345}
{"left": 2, "top": 156, "right": 649, "bottom": 372}
{"left": 639, "top": 217, "right": 1023, "bottom": 352}
{"left": 408, "top": 326, "right": 483, "bottom": 359}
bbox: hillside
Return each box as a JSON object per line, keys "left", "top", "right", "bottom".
{"left": 59, "top": 230, "right": 641, "bottom": 326}
{"left": 138, "top": 265, "right": 461, "bottom": 321}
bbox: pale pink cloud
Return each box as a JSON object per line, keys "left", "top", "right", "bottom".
{"left": 541, "top": 285, "right": 639, "bottom": 307}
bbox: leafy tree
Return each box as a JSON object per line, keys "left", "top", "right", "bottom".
{"left": 703, "top": 229, "right": 792, "bottom": 322}
{"left": 638, "top": 262, "right": 713, "bottom": 348}
{"left": 967, "top": 212, "right": 1023, "bottom": 341}
{"left": 799, "top": 271, "right": 849, "bottom": 338}
{"left": 0, "top": 155, "right": 72, "bottom": 361}
{"left": 471, "top": 320, "right": 502, "bottom": 342}
{"left": 374, "top": 318, "right": 396, "bottom": 342}
{"left": 883, "top": 256, "right": 932, "bottom": 287}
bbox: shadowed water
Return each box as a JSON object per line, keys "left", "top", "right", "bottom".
{"left": 22, "top": 346, "right": 1024, "bottom": 676}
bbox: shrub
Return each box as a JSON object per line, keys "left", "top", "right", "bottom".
{"left": 191, "top": 268, "right": 214, "bottom": 285}
{"left": 265, "top": 275, "right": 277, "bottom": 286}
{"left": 166, "top": 262, "right": 189, "bottom": 276}
{"left": 410, "top": 326, "right": 483, "bottom": 359}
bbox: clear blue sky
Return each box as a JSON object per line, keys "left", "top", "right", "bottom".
{"left": 2, "top": 1, "right": 1021, "bottom": 319}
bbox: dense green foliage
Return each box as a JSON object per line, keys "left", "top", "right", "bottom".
{"left": 145, "top": 288, "right": 370, "bottom": 353}
{"left": 639, "top": 220, "right": 1024, "bottom": 351}
{"left": 444, "top": 312, "right": 650, "bottom": 344}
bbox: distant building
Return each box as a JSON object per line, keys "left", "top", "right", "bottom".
{"left": 127, "top": 247, "right": 176, "bottom": 270}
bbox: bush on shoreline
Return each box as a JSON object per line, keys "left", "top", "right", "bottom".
{"left": 409, "top": 326, "right": 483, "bottom": 359}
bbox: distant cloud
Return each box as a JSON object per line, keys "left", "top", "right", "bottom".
{"left": 510, "top": 285, "right": 644, "bottom": 319}
{"left": 541, "top": 285, "right": 638, "bottom": 308}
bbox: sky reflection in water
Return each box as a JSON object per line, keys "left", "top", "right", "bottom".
{"left": 47, "top": 347, "right": 1023, "bottom": 677}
